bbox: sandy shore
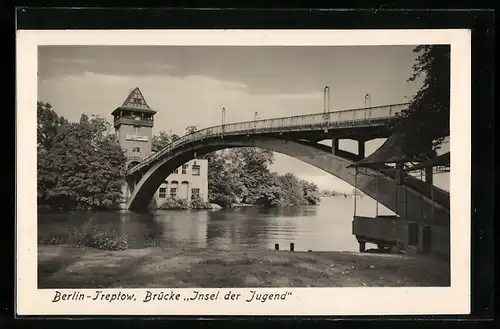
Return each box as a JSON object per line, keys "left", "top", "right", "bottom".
{"left": 38, "top": 245, "right": 450, "bottom": 288}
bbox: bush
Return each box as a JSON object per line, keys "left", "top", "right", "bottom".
{"left": 208, "top": 193, "right": 235, "bottom": 209}
{"left": 190, "top": 195, "right": 212, "bottom": 210}
{"left": 83, "top": 229, "right": 128, "bottom": 251}
{"left": 38, "top": 218, "right": 128, "bottom": 251}
{"left": 304, "top": 192, "right": 321, "bottom": 205}
{"left": 158, "top": 197, "right": 189, "bottom": 210}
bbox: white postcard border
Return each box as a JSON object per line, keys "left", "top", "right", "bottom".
{"left": 16, "top": 29, "right": 471, "bottom": 316}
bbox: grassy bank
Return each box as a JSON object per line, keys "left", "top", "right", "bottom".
{"left": 38, "top": 245, "right": 450, "bottom": 288}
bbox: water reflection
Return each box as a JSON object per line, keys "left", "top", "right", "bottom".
{"left": 38, "top": 197, "right": 387, "bottom": 252}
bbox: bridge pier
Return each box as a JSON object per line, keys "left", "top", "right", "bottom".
{"left": 120, "top": 178, "right": 136, "bottom": 210}
{"left": 331, "top": 137, "right": 339, "bottom": 155}
{"left": 357, "top": 140, "right": 366, "bottom": 158}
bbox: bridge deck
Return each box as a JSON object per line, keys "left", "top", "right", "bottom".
{"left": 129, "top": 103, "right": 409, "bottom": 174}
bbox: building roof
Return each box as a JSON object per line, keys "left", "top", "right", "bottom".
{"left": 111, "top": 87, "right": 157, "bottom": 115}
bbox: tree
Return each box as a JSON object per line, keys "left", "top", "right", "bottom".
{"left": 152, "top": 131, "right": 172, "bottom": 152}
{"left": 299, "top": 179, "right": 321, "bottom": 205}
{"left": 204, "top": 147, "right": 320, "bottom": 208}
{"left": 275, "top": 173, "right": 305, "bottom": 206}
{"left": 37, "top": 103, "right": 126, "bottom": 210}
{"left": 152, "top": 130, "right": 182, "bottom": 152}
{"left": 396, "top": 45, "right": 451, "bottom": 157}
{"left": 186, "top": 125, "right": 198, "bottom": 134}
{"left": 37, "top": 101, "right": 68, "bottom": 151}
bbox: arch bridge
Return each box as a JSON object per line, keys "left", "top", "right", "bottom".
{"left": 124, "top": 103, "right": 449, "bottom": 229}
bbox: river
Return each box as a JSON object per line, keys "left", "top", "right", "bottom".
{"left": 38, "top": 196, "right": 393, "bottom": 252}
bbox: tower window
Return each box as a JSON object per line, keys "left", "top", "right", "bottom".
{"left": 192, "top": 165, "right": 201, "bottom": 176}
{"left": 134, "top": 126, "right": 140, "bottom": 133}
{"left": 173, "top": 168, "right": 179, "bottom": 174}
{"left": 159, "top": 187, "right": 166, "bottom": 199}
{"left": 133, "top": 146, "right": 140, "bottom": 153}
{"left": 182, "top": 164, "right": 188, "bottom": 174}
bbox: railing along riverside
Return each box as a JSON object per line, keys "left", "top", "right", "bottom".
{"left": 128, "top": 103, "right": 409, "bottom": 174}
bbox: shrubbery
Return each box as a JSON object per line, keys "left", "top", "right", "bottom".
{"left": 83, "top": 229, "right": 128, "bottom": 251}
{"left": 190, "top": 195, "right": 212, "bottom": 210}
{"left": 38, "top": 219, "right": 128, "bottom": 251}
{"left": 155, "top": 195, "right": 212, "bottom": 210}
{"left": 157, "top": 197, "right": 189, "bottom": 210}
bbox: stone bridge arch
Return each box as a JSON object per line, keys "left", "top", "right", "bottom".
{"left": 125, "top": 136, "right": 449, "bottom": 227}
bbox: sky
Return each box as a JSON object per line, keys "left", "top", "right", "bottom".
{"left": 38, "top": 45, "right": 449, "bottom": 193}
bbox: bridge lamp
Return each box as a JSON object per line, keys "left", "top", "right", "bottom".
{"left": 324, "top": 86, "right": 330, "bottom": 114}
{"left": 364, "top": 93, "right": 371, "bottom": 108}
{"left": 323, "top": 86, "right": 330, "bottom": 133}
{"left": 364, "top": 93, "right": 371, "bottom": 120}
{"left": 221, "top": 107, "right": 226, "bottom": 138}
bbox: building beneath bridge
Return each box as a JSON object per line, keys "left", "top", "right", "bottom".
{"left": 152, "top": 157, "right": 209, "bottom": 206}
{"left": 112, "top": 87, "right": 208, "bottom": 207}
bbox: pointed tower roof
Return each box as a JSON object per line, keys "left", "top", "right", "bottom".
{"left": 112, "top": 87, "right": 157, "bottom": 115}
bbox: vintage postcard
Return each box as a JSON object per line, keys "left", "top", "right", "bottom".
{"left": 16, "top": 29, "right": 471, "bottom": 316}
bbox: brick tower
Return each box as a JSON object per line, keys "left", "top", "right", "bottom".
{"left": 111, "top": 87, "right": 156, "bottom": 169}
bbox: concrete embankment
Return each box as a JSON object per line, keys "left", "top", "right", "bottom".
{"left": 38, "top": 245, "right": 450, "bottom": 288}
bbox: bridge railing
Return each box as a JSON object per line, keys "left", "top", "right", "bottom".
{"left": 129, "top": 103, "right": 409, "bottom": 174}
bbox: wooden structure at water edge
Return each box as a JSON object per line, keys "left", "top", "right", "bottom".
{"left": 349, "top": 134, "right": 450, "bottom": 257}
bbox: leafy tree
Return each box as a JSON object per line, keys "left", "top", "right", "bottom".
{"left": 205, "top": 147, "right": 320, "bottom": 208}
{"left": 152, "top": 131, "right": 172, "bottom": 152}
{"left": 276, "top": 173, "right": 306, "bottom": 206}
{"left": 396, "top": 45, "right": 451, "bottom": 157}
{"left": 186, "top": 125, "right": 198, "bottom": 134}
{"left": 37, "top": 101, "right": 68, "bottom": 151}
{"left": 37, "top": 103, "right": 126, "bottom": 210}
{"left": 299, "top": 179, "right": 321, "bottom": 205}
{"left": 152, "top": 130, "right": 181, "bottom": 152}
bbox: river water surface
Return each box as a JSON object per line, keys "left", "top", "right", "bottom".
{"left": 38, "top": 197, "right": 393, "bottom": 252}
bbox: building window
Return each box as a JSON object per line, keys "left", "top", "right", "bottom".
{"left": 170, "top": 188, "right": 177, "bottom": 198}
{"left": 134, "top": 125, "right": 140, "bottom": 133}
{"left": 159, "top": 187, "right": 166, "bottom": 199}
{"left": 191, "top": 188, "right": 200, "bottom": 199}
{"left": 172, "top": 168, "right": 179, "bottom": 174}
{"left": 182, "top": 164, "right": 188, "bottom": 174}
{"left": 192, "top": 165, "right": 200, "bottom": 176}
{"left": 132, "top": 146, "right": 140, "bottom": 153}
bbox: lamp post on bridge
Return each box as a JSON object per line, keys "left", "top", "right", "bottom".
{"left": 221, "top": 106, "right": 226, "bottom": 138}
{"left": 364, "top": 93, "right": 371, "bottom": 120}
{"left": 253, "top": 111, "right": 259, "bottom": 132}
{"left": 323, "top": 86, "right": 330, "bottom": 133}
{"left": 324, "top": 86, "right": 330, "bottom": 114}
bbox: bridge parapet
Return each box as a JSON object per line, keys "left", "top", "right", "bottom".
{"left": 128, "top": 103, "right": 409, "bottom": 175}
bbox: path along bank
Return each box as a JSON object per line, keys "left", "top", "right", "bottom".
{"left": 38, "top": 245, "right": 450, "bottom": 288}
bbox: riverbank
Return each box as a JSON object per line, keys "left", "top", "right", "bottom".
{"left": 38, "top": 245, "right": 450, "bottom": 288}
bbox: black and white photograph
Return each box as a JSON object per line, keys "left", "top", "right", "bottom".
{"left": 16, "top": 29, "right": 471, "bottom": 316}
